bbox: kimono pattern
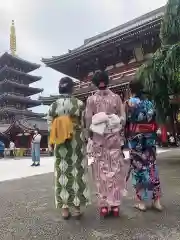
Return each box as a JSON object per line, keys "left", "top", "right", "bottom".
{"left": 85, "top": 89, "right": 127, "bottom": 207}
{"left": 127, "top": 98, "right": 161, "bottom": 201}
{"left": 47, "top": 94, "right": 90, "bottom": 208}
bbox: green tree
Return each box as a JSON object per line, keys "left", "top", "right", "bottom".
{"left": 160, "top": 0, "right": 180, "bottom": 45}
{"left": 137, "top": 0, "right": 180, "bottom": 124}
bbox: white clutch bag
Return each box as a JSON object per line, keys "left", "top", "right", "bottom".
{"left": 88, "top": 156, "right": 94, "bottom": 166}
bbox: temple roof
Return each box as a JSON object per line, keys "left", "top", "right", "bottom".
{"left": 0, "top": 66, "right": 42, "bottom": 84}
{"left": 0, "top": 79, "right": 43, "bottom": 96}
{"left": 42, "top": 6, "right": 165, "bottom": 66}
{"left": 83, "top": 6, "right": 165, "bottom": 48}
{"left": 39, "top": 95, "right": 59, "bottom": 105}
{"left": 0, "top": 107, "right": 45, "bottom": 118}
{"left": 0, "top": 124, "right": 12, "bottom": 135}
{"left": 18, "top": 118, "right": 47, "bottom": 132}
{"left": 0, "top": 93, "right": 42, "bottom": 107}
{"left": 39, "top": 68, "right": 136, "bottom": 104}
{"left": 0, "top": 52, "right": 41, "bottom": 73}
{"left": 0, "top": 117, "right": 47, "bottom": 135}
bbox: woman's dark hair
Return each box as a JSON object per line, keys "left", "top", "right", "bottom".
{"left": 59, "top": 77, "right": 74, "bottom": 94}
{"left": 129, "top": 79, "right": 144, "bottom": 98}
{"left": 92, "top": 71, "right": 109, "bottom": 89}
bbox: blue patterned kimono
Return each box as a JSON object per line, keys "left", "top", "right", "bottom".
{"left": 127, "top": 98, "right": 161, "bottom": 201}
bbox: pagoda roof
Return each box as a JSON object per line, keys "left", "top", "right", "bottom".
{"left": 0, "top": 66, "right": 42, "bottom": 84}
{"left": 42, "top": 6, "right": 165, "bottom": 68}
{"left": 0, "top": 93, "right": 42, "bottom": 107}
{"left": 0, "top": 52, "right": 41, "bottom": 73}
{"left": 0, "top": 79, "right": 43, "bottom": 96}
{"left": 0, "top": 107, "right": 45, "bottom": 118}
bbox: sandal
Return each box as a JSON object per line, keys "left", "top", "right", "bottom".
{"left": 74, "top": 207, "right": 83, "bottom": 220}
{"left": 111, "top": 206, "right": 119, "bottom": 217}
{"left": 134, "top": 203, "right": 146, "bottom": 212}
{"left": 152, "top": 200, "right": 163, "bottom": 211}
{"left": 62, "top": 208, "right": 71, "bottom": 220}
{"left": 100, "top": 207, "right": 109, "bottom": 218}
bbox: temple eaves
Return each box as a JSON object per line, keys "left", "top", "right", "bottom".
{"left": 42, "top": 5, "right": 165, "bottom": 64}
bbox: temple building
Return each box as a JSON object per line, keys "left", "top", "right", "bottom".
{"left": 0, "top": 20, "right": 48, "bottom": 149}
{"left": 40, "top": 6, "right": 164, "bottom": 105}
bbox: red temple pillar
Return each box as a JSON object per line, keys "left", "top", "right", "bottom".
{"left": 29, "top": 135, "right": 32, "bottom": 148}
{"left": 161, "top": 125, "right": 167, "bottom": 143}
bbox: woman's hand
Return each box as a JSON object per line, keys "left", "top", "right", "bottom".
{"left": 48, "top": 144, "right": 52, "bottom": 152}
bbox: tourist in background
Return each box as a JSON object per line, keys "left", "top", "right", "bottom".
{"left": 47, "top": 77, "right": 89, "bottom": 220}
{"left": 85, "top": 71, "right": 126, "bottom": 218}
{"left": 0, "top": 140, "right": 5, "bottom": 158}
{"left": 126, "top": 79, "right": 162, "bottom": 211}
{"left": 9, "top": 140, "right": 15, "bottom": 158}
{"left": 31, "top": 129, "right": 41, "bottom": 167}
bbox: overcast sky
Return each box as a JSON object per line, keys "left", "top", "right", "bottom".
{"left": 0, "top": 0, "right": 167, "bottom": 113}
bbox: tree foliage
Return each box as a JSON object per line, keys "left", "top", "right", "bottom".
{"left": 137, "top": 0, "right": 180, "bottom": 124}
{"left": 160, "top": 0, "right": 180, "bottom": 45}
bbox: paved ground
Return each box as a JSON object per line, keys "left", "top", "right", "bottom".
{"left": 0, "top": 149, "right": 180, "bottom": 239}
{"left": 0, "top": 148, "right": 170, "bottom": 182}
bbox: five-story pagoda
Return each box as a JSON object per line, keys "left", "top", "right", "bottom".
{"left": 0, "top": 20, "right": 47, "bottom": 149}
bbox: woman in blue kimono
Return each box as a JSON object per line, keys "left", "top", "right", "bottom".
{"left": 126, "top": 80, "right": 162, "bottom": 212}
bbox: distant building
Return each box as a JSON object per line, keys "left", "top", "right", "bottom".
{"left": 0, "top": 20, "right": 48, "bottom": 148}
{"left": 40, "top": 6, "right": 165, "bottom": 104}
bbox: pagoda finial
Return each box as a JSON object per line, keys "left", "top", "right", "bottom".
{"left": 10, "top": 20, "right": 16, "bottom": 56}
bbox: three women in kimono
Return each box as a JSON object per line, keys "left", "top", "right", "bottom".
{"left": 47, "top": 72, "right": 162, "bottom": 220}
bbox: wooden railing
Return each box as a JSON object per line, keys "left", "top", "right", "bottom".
{"left": 74, "top": 68, "right": 137, "bottom": 90}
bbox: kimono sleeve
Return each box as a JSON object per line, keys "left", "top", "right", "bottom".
{"left": 146, "top": 100, "right": 155, "bottom": 121}
{"left": 85, "top": 96, "right": 94, "bottom": 130}
{"left": 116, "top": 95, "right": 126, "bottom": 124}
{"left": 46, "top": 101, "right": 57, "bottom": 135}
{"left": 78, "top": 100, "right": 85, "bottom": 121}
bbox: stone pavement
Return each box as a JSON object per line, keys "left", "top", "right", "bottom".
{"left": 0, "top": 149, "right": 180, "bottom": 239}
{"left": 0, "top": 148, "right": 170, "bottom": 182}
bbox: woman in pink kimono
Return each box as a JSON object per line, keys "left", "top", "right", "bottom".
{"left": 85, "top": 71, "right": 126, "bottom": 218}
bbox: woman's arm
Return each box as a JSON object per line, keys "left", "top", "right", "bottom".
{"left": 47, "top": 102, "right": 56, "bottom": 131}
{"left": 47, "top": 101, "right": 57, "bottom": 147}
{"left": 33, "top": 135, "right": 42, "bottom": 143}
{"left": 116, "top": 95, "right": 126, "bottom": 125}
{"left": 85, "top": 97, "right": 94, "bottom": 139}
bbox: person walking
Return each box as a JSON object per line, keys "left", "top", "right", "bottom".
{"left": 126, "top": 79, "right": 162, "bottom": 211}
{"left": 85, "top": 71, "right": 126, "bottom": 218}
{"left": 47, "top": 77, "right": 89, "bottom": 220}
{"left": 31, "top": 129, "right": 41, "bottom": 167}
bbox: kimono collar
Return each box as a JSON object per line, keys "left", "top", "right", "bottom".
{"left": 96, "top": 89, "right": 111, "bottom": 96}
{"left": 58, "top": 93, "right": 71, "bottom": 98}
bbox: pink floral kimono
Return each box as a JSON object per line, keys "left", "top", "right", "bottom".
{"left": 85, "top": 89, "right": 127, "bottom": 208}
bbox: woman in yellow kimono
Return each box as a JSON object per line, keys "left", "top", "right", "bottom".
{"left": 47, "top": 77, "right": 89, "bottom": 220}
